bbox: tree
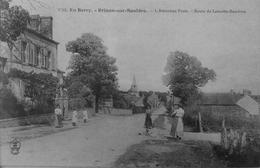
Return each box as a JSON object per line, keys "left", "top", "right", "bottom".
{"left": 162, "top": 51, "right": 216, "bottom": 105}
{"left": 64, "top": 76, "right": 93, "bottom": 108}
{"left": 0, "top": 1, "right": 30, "bottom": 65}
{"left": 66, "top": 33, "right": 118, "bottom": 113}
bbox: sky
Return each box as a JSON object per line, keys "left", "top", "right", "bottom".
{"left": 11, "top": 0, "right": 260, "bottom": 93}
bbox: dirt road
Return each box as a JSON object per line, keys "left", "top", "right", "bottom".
{"left": 0, "top": 114, "right": 149, "bottom": 167}
{"left": 0, "top": 106, "right": 221, "bottom": 167}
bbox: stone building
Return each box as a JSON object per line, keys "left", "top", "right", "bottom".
{"left": 0, "top": 15, "right": 61, "bottom": 100}
{"left": 199, "top": 90, "right": 260, "bottom": 119}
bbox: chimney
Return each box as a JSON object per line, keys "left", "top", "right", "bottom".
{"left": 28, "top": 15, "right": 53, "bottom": 39}
{"left": 39, "top": 16, "right": 53, "bottom": 39}
{"left": 28, "top": 15, "right": 41, "bottom": 32}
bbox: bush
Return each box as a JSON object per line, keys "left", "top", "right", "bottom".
{"left": 183, "top": 104, "right": 260, "bottom": 132}
{"left": 0, "top": 87, "right": 55, "bottom": 119}
{"left": 201, "top": 112, "right": 260, "bottom": 132}
{"left": 0, "top": 88, "right": 26, "bottom": 119}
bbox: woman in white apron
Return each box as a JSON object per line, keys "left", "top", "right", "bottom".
{"left": 171, "top": 104, "right": 185, "bottom": 139}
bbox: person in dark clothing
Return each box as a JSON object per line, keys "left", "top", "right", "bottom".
{"left": 144, "top": 104, "right": 153, "bottom": 134}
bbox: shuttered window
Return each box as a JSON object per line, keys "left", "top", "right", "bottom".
{"left": 34, "top": 45, "right": 40, "bottom": 66}
{"left": 21, "top": 41, "right": 27, "bottom": 63}
{"left": 41, "top": 49, "right": 45, "bottom": 67}
{"left": 28, "top": 43, "right": 34, "bottom": 65}
{"left": 46, "top": 51, "right": 51, "bottom": 69}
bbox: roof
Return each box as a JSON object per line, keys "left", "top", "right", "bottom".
{"left": 199, "top": 92, "right": 243, "bottom": 105}
{"left": 251, "top": 95, "right": 260, "bottom": 104}
{"left": 236, "top": 95, "right": 259, "bottom": 115}
{"left": 135, "top": 96, "right": 145, "bottom": 107}
{"left": 25, "top": 28, "right": 59, "bottom": 45}
{"left": 122, "top": 94, "right": 144, "bottom": 107}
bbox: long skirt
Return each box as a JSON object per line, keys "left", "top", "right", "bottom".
{"left": 175, "top": 117, "right": 184, "bottom": 138}
{"left": 58, "top": 115, "right": 63, "bottom": 127}
{"left": 170, "top": 117, "right": 178, "bottom": 137}
{"left": 54, "top": 114, "right": 59, "bottom": 127}
{"left": 144, "top": 114, "right": 153, "bottom": 129}
{"left": 72, "top": 115, "right": 77, "bottom": 126}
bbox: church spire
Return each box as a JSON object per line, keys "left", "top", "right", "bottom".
{"left": 129, "top": 74, "right": 139, "bottom": 97}
{"left": 132, "top": 75, "right": 137, "bottom": 87}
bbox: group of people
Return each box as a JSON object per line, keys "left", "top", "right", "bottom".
{"left": 54, "top": 105, "right": 89, "bottom": 128}
{"left": 144, "top": 103, "right": 185, "bottom": 140}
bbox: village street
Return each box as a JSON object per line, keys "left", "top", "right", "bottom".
{"left": 0, "top": 113, "right": 149, "bottom": 167}
{"left": 0, "top": 106, "right": 221, "bottom": 168}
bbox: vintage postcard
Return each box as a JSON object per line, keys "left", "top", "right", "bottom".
{"left": 0, "top": 0, "right": 259, "bottom": 167}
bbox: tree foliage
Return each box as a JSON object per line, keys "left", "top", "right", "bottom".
{"left": 162, "top": 51, "right": 216, "bottom": 105}
{"left": 0, "top": 70, "right": 9, "bottom": 85}
{"left": 0, "top": 0, "right": 10, "bottom": 10}
{"left": 66, "top": 33, "right": 118, "bottom": 112}
{"left": 0, "top": 2, "right": 30, "bottom": 48}
{"left": 8, "top": 68, "right": 58, "bottom": 103}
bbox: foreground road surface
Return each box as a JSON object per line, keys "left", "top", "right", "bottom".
{"left": 0, "top": 114, "right": 148, "bottom": 167}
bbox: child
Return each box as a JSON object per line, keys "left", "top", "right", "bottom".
{"left": 72, "top": 110, "right": 78, "bottom": 126}
{"left": 83, "top": 109, "right": 89, "bottom": 123}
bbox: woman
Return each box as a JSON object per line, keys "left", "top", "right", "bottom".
{"left": 144, "top": 104, "right": 153, "bottom": 134}
{"left": 170, "top": 105, "right": 178, "bottom": 137}
{"left": 171, "top": 104, "right": 185, "bottom": 139}
{"left": 54, "top": 104, "right": 62, "bottom": 128}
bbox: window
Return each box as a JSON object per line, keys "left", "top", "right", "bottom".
{"left": 41, "top": 49, "right": 45, "bottom": 67}
{"left": 46, "top": 51, "right": 51, "bottom": 69}
{"left": 21, "top": 41, "right": 27, "bottom": 63}
{"left": 34, "top": 45, "right": 40, "bottom": 66}
{"left": 28, "top": 43, "right": 34, "bottom": 65}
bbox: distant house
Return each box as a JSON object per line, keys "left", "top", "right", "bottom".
{"left": 147, "top": 92, "right": 160, "bottom": 108}
{"left": 121, "top": 93, "right": 145, "bottom": 113}
{"left": 117, "top": 75, "right": 146, "bottom": 113}
{"left": 236, "top": 95, "right": 260, "bottom": 115}
{"left": 199, "top": 90, "right": 260, "bottom": 118}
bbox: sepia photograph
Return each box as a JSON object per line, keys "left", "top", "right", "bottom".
{"left": 0, "top": 0, "right": 260, "bottom": 167}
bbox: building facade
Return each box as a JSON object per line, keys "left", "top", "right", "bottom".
{"left": 0, "top": 15, "right": 60, "bottom": 100}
